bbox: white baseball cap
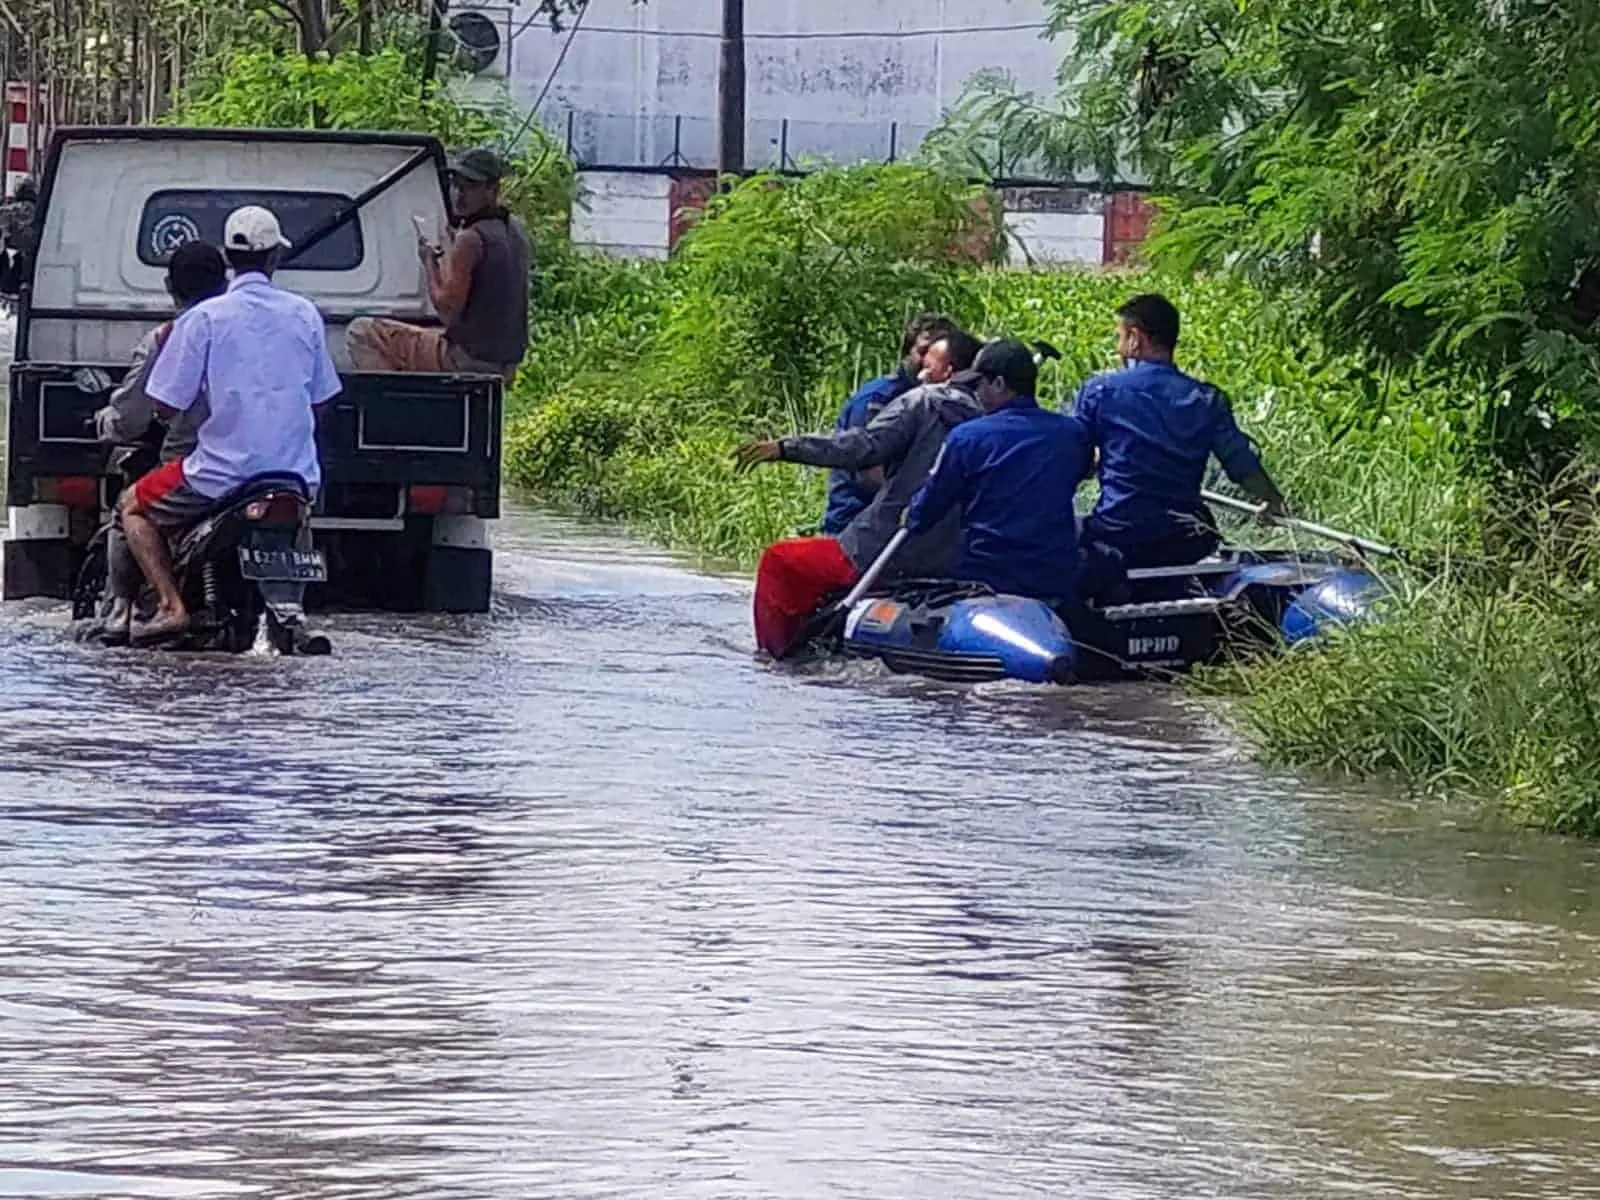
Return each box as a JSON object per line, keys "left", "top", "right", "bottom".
{"left": 223, "top": 205, "right": 292, "bottom": 252}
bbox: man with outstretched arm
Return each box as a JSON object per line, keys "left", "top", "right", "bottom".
{"left": 818, "top": 311, "right": 957, "bottom": 534}
{"left": 904, "top": 339, "right": 1093, "bottom": 602}
{"left": 1072, "top": 292, "right": 1286, "bottom": 569}
{"left": 734, "top": 329, "right": 985, "bottom": 658}
{"left": 122, "top": 205, "right": 341, "bottom": 642}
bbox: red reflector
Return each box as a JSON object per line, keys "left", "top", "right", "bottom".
{"left": 406, "top": 485, "right": 472, "bottom": 515}
{"left": 36, "top": 476, "right": 100, "bottom": 509}
{"left": 245, "top": 493, "right": 306, "bottom": 524}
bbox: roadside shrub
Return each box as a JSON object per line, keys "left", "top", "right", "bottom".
{"left": 657, "top": 166, "right": 995, "bottom": 418}
{"left": 1204, "top": 516, "right": 1600, "bottom": 835}
{"left": 505, "top": 388, "right": 643, "bottom": 508}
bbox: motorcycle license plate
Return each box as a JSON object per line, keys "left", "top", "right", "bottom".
{"left": 238, "top": 546, "right": 327, "bottom": 583}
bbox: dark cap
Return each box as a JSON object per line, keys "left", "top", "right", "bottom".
{"left": 448, "top": 146, "right": 507, "bottom": 184}
{"left": 953, "top": 338, "right": 1038, "bottom": 393}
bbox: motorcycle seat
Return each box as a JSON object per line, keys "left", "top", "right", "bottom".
{"left": 216, "top": 473, "right": 312, "bottom": 506}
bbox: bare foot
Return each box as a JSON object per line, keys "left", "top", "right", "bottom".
{"left": 131, "top": 607, "right": 190, "bottom": 644}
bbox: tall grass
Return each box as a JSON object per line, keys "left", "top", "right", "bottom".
{"left": 512, "top": 237, "right": 1481, "bottom": 563}
{"left": 511, "top": 164, "right": 1600, "bottom": 834}
{"left": 1203, "top": 527, "right": 1600, "bottom": 835}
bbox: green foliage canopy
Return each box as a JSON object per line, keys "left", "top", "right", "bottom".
{"left": 929, "top": 0, "right": 1600, "bottom": 468}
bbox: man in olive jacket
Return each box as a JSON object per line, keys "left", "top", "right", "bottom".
{"left": 735, "top": 329, "right": 983, "bottom": 657}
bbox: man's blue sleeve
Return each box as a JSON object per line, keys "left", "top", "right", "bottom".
{"left": 904, "top": 434, "right": 969, "bottom": 534}
{"left": 836, "top": 377, "right": 894, "bottom": 432}
{"left": 1065, "top": 413, "right": 1096, "bottom": 485}
{"left": 1068, "top": 378, "right": 1102, "bottom": 430}
{"left": 1207, "top": 387, "right": 1266, "bottom": 482}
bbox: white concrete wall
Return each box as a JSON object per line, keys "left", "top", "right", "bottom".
{"left": 570, "top": 170, "right": 672, "bottom": 258}
{"left": 568, "top": 170, "right": 1113, "bottom": 265}
{"left": 1004, "top": 211, "right": 1104, "bottom": 265}
{"left": 1000, "top": 186, "right": 1105, "bottom": 266}
{"left": 456, "top": 0, "right": 1062, "bottom": 169}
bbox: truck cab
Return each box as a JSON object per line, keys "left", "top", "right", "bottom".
{"left": 3, "top": 127, "right": 504, "bottom": 612}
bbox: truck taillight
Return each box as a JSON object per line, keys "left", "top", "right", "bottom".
{"left": 35, "top": 476, "right": 100, "bottom": 509}
{"left": 245, "top": 494, "right": 306, "bottom": 523}
{"left": 406, "top": 485, "right": 474, "bottom": 516}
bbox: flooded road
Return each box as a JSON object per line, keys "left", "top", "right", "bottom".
{"left": 3, "top": 507, "right": 1600, "bottom": 1199}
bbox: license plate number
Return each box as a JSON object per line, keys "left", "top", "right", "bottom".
{"left": 238, "top": 547, "right": 327, "bottom": 582}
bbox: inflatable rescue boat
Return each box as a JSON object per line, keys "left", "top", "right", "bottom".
{"left": 821, "top": 548, "right": 1387, "bottom": 685}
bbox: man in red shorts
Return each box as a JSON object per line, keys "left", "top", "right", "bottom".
{"left": 736, "top": 330, "right": 984, "bottom": 658}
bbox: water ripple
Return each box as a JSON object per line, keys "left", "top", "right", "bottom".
{"left": 0, "top": 507, "right": 1597, "bottom": 1198}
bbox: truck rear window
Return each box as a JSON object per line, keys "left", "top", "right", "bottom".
{"left": 137, "top": 189, "right": 364, "bottom": 270}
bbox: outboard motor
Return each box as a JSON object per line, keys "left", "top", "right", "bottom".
{"left": 1280, "top": 569, "right": 1387, "bottom": 646}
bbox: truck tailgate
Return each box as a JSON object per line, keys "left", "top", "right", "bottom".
{"left": 7, "top": 364, "right": 502, "bottom": 518}
{"left": 5, "top": 363, "right": 119, "bottom": 506}
{"left": 319, "top": 372, "right": 502, "bottom": 519}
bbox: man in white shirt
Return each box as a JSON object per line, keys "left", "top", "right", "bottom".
{"left": 122, "top": 205, "right": 342, "bottom": 642}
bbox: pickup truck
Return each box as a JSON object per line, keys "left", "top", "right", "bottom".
{"left": 3, "top": 126, "right": 503, "bottom": 612}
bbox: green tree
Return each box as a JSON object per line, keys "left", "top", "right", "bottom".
{"left": 0, "top": 0, "right": 636, "bottom": 126}
{"left": 929, "top": 0, "right": 1600, "bottom": 471}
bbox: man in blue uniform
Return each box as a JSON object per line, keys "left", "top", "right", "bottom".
{"left": 820, "top": 312, "right": 956, "bottom": 534}
{"left": 904, "top": 339, "right": 1093, "bottom": 602}
{"left": 1072, "top": 293, "right": 1285, "bottom": 568}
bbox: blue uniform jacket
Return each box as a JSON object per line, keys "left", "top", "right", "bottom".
{"left": 1070, "top": 360, "right": 1264, "bottom": 544}
{"left": 904, "top": 396, "right": 1093, "bottom": 601}
{"left": 821, "top": 369, "right": 914, "bottom": 533}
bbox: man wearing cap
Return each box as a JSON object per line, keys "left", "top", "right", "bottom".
{"left": 904, "top": 339, "right": 1094, "bottom": 602}
{"left": 346, "top": 146, "right": 530, "bottom": 381}
{"left": 120, "top": 205, "right": 341, "bottom": 641}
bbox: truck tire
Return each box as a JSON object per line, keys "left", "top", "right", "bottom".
{"left": 423, "top": 544, "right": 492, "bottom": 613}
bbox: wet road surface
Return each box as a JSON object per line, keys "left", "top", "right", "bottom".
{"left": 2, "top": 507, "right": 1600, "bottom": 1198}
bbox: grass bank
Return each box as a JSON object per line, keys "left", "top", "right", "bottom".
{"left": 512, "top": 168, "right": 1479, "bottom": 563}
{"left": 509, "top": 165, "right": 1600, "bottom": 836}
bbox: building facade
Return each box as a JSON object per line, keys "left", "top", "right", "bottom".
{"left": 446, "top": 0, "right": 1153, "bottom": 265}
{"left": 454, "top": 0, "right": 1062, "bottom": 171}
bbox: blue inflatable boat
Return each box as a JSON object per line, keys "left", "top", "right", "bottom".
{"left": 826, "top": 549, "right": 1387, "bottom": 685}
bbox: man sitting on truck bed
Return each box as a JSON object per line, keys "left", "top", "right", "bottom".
{"left": 122, "top": 205, "right": 341, "bottom": 642}
{"left": 345, "top": 147, "right": 530, "bottom": 382}
{"left": 93, "top": 240, "right": 229, "bottom": 642}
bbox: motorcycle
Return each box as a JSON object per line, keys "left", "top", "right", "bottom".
{"left": 75, "top": 438, "right": 331, "bottom": 655}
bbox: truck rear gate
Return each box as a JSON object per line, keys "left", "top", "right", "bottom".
{"left": 6, "top": 362, "right": 502, "bottom": 609}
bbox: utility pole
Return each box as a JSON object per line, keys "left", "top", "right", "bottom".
{"left": 717, "top": 0, "right": 744, "bottom": 177}
{"left": 420, "top": 0, "right": 449, "bottom": 94}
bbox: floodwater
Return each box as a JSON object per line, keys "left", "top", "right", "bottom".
{"left": 2, "top": 510, "right": 1600, "bottom": 1199}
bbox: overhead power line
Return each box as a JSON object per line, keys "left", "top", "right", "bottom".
{"left": 526, "top": 22, "right": 1051, "bottom": 43}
